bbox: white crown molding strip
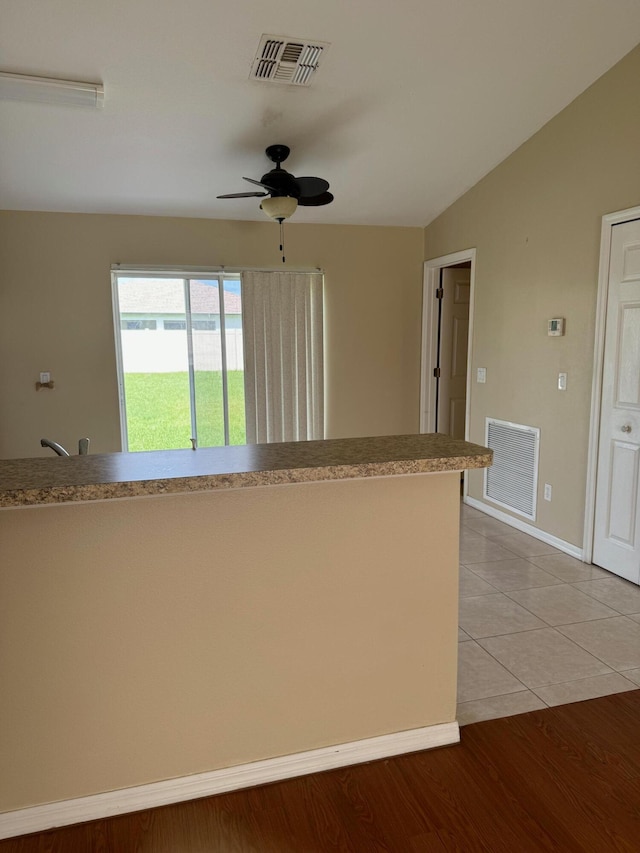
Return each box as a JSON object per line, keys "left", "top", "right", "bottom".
{"left": 0, "top": 721, "right": 459, "bottom": 840}
{"left": 464, "top": 496, "right": 583, "bottom": 560}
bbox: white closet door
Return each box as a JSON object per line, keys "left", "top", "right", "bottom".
{"left": 593, "top": 218, "right": 640, "bottom": 584}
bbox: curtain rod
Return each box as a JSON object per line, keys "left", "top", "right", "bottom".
{"left": 111, "top": 264, "right": 324, "bottom": 276}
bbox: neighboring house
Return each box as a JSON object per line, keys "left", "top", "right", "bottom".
{"left": 118, "top": 279, "right": 242, "bottom": 331}
{"left": 117, "top": 280, "right": 244, "bottom": 372}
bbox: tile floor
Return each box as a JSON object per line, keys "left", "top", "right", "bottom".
{"left": 457, "top": 502, "right": 640, "bottom": 726}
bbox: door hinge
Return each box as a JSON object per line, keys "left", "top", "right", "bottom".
{"left": 433, "top": 367, "right": 441, "bottom": 378}
{"left": 435, "top": 287, "right": 444, "bottom": 299}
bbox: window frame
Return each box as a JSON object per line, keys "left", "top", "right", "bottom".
{"left": 111, "top": 269, "right": 241, "bottom": 452}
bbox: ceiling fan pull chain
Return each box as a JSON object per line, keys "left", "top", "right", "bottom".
{"left": 280, "top": 219, "right": 285, "bottom": 263}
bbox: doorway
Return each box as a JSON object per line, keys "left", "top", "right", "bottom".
{"left": 586, "top": 209, "right": 640, "bottom": 584}
{"left": 421, "top": 250, "right": 476, "bottom": 488}
{"left": 436, "top": 263, "right": 471, "bottom": 438}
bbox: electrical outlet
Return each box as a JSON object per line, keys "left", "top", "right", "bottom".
{"left": 544, "top": 483, "right": 552, "bottom": 501}
{"left": 558, "top": 372, "right": 567, "bottom": 391}
{"left": 477, "top": 367, "right": 487, "bottom": 383}
{"left": 39, "top": 371, "right": 51, "bottom": 384}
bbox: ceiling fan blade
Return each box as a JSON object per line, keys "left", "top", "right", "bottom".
{"left": 297, "top": 191, "right": 334, "bottom": 207}
{"left": 217, "top": 191, "right": 268, "bottom": 199}
{"left": 295, "top": 176, "right": 330, "bottom": 198}
{"left": 243, "top": 176, "right": 278, "bottom": 192}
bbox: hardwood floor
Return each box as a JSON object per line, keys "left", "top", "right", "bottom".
{"left": 3, "top": 689, "right": 640, "bottom": 852}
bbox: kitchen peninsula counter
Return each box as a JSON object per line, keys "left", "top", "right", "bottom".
{"left": 0, "top": 433, "right": 491, "bottom": 836}
{"left": 0, "top": 433, "right": 491, "bottom": 508}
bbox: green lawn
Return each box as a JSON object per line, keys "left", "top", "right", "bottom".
{"left": 124, "top": 371, "right": 246, "bottom": 451}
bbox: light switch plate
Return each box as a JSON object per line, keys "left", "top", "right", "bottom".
{"left": 477, "top": 367, "right": 487, "bottom": 383}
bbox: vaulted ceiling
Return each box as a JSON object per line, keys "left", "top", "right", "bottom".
{"left": 2, "top": 1, "right": 640, "bottom": 227}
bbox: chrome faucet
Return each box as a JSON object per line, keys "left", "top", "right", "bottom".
{"left": 40, "top": 438, "right": 70, "bottom": 457}
{"left": 40, "top": 438, "right": 90, "bottom": 457}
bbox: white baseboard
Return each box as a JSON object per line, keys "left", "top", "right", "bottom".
{"left": 0, "top": 721, "right": 459, "bottom": 840}
{"left": 464, "top": 496, "right": 584, "bottom": 560}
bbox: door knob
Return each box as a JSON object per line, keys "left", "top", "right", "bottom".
{"left": 621, "top": 424, "right": 632, "bottom": 433}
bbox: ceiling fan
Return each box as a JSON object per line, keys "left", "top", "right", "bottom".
{"left": 217, "top": 144, "right": 333, "bottom": 220}
{"left": 217, "top": 145, "right": 333, "bottom": 261}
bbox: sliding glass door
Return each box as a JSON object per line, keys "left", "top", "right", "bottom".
{"left": 113, "top": 273, "right": 245, "bottom": 451}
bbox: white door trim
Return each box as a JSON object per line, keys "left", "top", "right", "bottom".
{"left": 584, "top": 205, "right": 640, "bottom": 563}
{"left": 421, "top": 248, "right": 476, "bottom": 499}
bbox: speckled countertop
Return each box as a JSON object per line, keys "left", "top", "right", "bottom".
{"left": 0, "top": 433, "right": 492, "bottom": 508}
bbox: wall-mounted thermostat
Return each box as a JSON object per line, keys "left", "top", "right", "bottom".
{"left": 548, "top": 318, "right": 565, "bottom": 336}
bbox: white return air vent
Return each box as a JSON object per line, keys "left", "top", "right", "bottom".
{"left": 250, "top": 35, "right": 329, "bottom": 86}
{"left": 484, "top": 418, "right": 540, "bottom": 520}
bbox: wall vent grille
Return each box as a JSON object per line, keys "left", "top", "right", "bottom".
{"left": 484, "top": 418, "right": 540, "bottom": 520}
{"left": 250, "top": 35, "right": 329, "bottom": 86}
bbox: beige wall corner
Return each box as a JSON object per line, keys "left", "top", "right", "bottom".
{"left": 423, "top": 43, "right": 640, "bottom": 547}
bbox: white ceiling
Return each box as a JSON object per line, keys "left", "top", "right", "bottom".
{"left": 2, "top": 1, "right": 640, "bottom": 227}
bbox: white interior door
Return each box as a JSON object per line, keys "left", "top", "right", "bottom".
{"left": 593, "top": 218, "right": 640, "bottom": 584}
{"left": 438, "top": 267, "right": 470, "bottom": 438}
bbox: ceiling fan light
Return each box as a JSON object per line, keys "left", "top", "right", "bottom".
{"left": 260, "top": 196, "right": 298, "bottom": 221}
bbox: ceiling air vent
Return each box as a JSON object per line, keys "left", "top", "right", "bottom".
{"left": 250, "top": 35, "right": 329, "bottom": 86}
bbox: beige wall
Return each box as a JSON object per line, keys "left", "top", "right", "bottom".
{"left": 424, "top": 43, "right": 640, "bottom": 548}
{"left": 0, "top": 213, "right": 423, "bottom": 458}
{"left": 0, "top": 473, "right": 459, "bottom": 812}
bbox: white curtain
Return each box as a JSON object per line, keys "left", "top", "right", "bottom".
{"left": 241, "top": 271, "right": 324, "bottom": 444}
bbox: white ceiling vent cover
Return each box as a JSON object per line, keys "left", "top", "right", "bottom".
{"left": 484, "top": 418, "right": 540, "bottom": 520}
{"left": 250, "top": 35, "right": 329, "bottom": 86}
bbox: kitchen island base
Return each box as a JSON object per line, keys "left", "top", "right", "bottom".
{"left": 0, "top": 471, "right": 461, "bottom": 830}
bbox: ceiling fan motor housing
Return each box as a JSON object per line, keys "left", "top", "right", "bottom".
{"left": 261, "top": 168, "right": 300, "bottom": 198}
{"left": 217, "top": 143, "right": 333, "bottom": 208}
